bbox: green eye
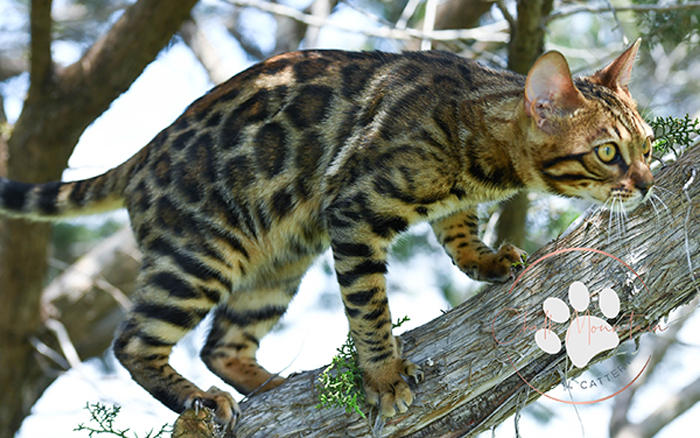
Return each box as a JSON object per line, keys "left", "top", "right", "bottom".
{"left": 596, "top": 143, "right": 618, "bottom": 163}
{"left": 642, "top": 137, "right": 652, "bottom": 156}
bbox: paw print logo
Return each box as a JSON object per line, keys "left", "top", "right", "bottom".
{"left": 535, "top": 281, "right": 620, "bottom": 368}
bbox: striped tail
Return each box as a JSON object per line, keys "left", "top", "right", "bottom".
{"left": 0, "top": 150, "right": 144, "bottom": 221}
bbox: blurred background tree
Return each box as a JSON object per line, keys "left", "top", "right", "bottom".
{"left": 1, "top": 0, "right": 699, "bottom": 437}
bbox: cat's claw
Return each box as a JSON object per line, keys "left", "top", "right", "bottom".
{"left": 187, "top": 386, "right": 241, "bottom": 430}
{"left": 364, "top": 357, "right": 422, "bottom": 418}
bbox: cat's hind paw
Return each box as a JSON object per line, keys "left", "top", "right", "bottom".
{"left": 364, "top": 358, "right": 422, "bottom": 417}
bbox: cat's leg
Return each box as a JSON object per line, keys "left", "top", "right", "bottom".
{"left": 113, "top": 263, "right": 240, "bottom": 428}
{"left": 327, "top": 202, "right": 423, "bottom": 417}
{"left": 200, "top": 281, "right": 301, "bottom": 396}
{"left": 431, "top": 207, "right": 527, "bottom": 282}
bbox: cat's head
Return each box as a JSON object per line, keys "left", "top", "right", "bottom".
{"left": 523, "top": 39, "right": 653, "bottom": 212}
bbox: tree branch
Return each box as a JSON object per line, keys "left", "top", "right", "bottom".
{"left": 225, "top": 0, "right": 508, "bottom": 43}
{"left": 213, "top": 147, "right": 700, "bottom": 437}
{"left": 609, "top": 296, "right": 699, "bottom": 436}
{"left": 304, "top": 0, "right": 332, "bottom": 49}
{"left": 180, "top": 16, "right": 232, "bottom": 84}
{"left": 0, "top": 55, "right": 29, "bottom": 82}
{"left": 40, "top": 226, "right": 140, "bottom": 360}
{"left": 55, "top": 0, "right": 200, "bottom": 150}
{"left": 544, "top": 1, "right": 700, "bottom": 25}
{"left": 614, "top": 372, "right": 700, "bottom": 438}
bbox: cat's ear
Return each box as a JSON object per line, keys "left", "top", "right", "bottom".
{"left": 590, "top": 38, "right": 641, "bottom": 95}
{"left": 524, "top": 51, "right": 585, "bottom": 132}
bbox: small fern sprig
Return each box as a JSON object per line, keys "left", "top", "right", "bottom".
{"left": 316, "top": 316, "right": 411, "bottom": 418}
{"left": 75, "top": 402, "right": 170, "bottom": 438}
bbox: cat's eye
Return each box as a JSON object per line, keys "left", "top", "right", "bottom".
{"left": 642, "top": 137, "right": 652, "bottom": 156}
{"left": 596, "top": 143, "right": 619, "bottom": 163}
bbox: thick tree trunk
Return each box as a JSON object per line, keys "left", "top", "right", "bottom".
{"left": 495, "top": 0, "right": 554, "bottom": 248}
{"left": 0, "top": 1, "right": 199, "bottom": 436}
{"left": 188, "top": 147, "right": 699, "bottom": 437}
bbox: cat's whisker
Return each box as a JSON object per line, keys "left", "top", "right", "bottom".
{"left": 619, "top": 204, "right": 628, "bottom": 236}
{"left": 652, "top": 193, "right": 671, "bottom": 213}
{"left": 643, "top": 185, "right": 672, "bottom": 224}
{"left": 606, "top": 199, "right": 615, "bottom": 244}
{"left": 614, "top": 198, "right": 625, "bottom": 241}
{"left": 647, "top": 194, "right": 660, "bottom": 217}
{"left": 650, "top": 187, "right": 672, "bottom": 211}
{"left": 651, "top": 184, "right": 672, "bottom": 195}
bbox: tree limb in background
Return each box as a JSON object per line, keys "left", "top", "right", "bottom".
{"left": 304, "top": 0, "right": 332, "bottom": 49}
{"left": 225, "top": 0, "right": 508, "bottom": 44}
{"left": 226, "top": 9, "right": 268, "bottom": 61}
{"left": 40, "top": 227, "right": 140, "bottom": 361}
{"left": 544, "top": 1, "right": 700, "bottom": 24}
{"left": 0, "top": 55, "right": 27, "bottom": 82}
{"left": 181, "top": 16, "right": 232, "bottom": 84}
{"left": 615, "top": 373, "right": 700, "bottom": 438}
{"left": 609, "top": 294, "right": 699, "bottom": 437}
{"left": 404, "top": 0, "right": 497, "bottom": 52}
{"left": 174, "top": 146, "right": 700, "bottom": 437}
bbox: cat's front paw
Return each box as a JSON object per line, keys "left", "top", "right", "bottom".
{"left": 186, "top": 386, "right": 241, "bottom": 431}
{"left": 477, "top": 243, "right": 528, "bottom": 282}
{"left": 363, "top": 357, "right": 423, "bottom": 417}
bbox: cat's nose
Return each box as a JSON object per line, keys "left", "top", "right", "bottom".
{"left": 635, "top": 174, "right": 654, "bottom": 197}
{"left": 632, "top": 163, "right": 653, "bottom": 197}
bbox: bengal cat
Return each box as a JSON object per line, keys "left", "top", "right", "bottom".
{"left": 0, "top": 40, "right": 653, "bottom": 429}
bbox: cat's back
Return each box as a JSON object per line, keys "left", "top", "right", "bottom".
{"left": 121, "top": 50, "right": 521, "bottom": 242}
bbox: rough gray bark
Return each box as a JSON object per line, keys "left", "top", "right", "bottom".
{"left": 213, "top": 147, "right": 699, "bottom": 437}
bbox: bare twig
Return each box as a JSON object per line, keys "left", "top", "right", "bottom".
{"left": 421, "top": 0, "right": 438, "bottom": 50}
{"left": 225, "top": 0, "right": 509, "bottom": 43}
{"left": 94, "top": 277, "right": 132, "bottom": 311}
{"left": 339, "top": 0, "right": 392, "bottom": 27}
{"left": 544, "top": 1, "right": 700, "bottom": 24}
{"left": 305, "top": 0, "right": 332, "bottom": 49}
{"left": 614, "top": 373, "right": 700, "bottom": 438}
{"left": 29, "top": 337, "right": 70, "bottom": 370}
{"left": 496, "top": 0, "right": 516, "bottom": 30}
{"left": 45, "top": 318, "right": 84, "bottom": 371}
{"left": 604, "top": 0, "right": 629, "bottom": 45}
{"left": 395, "top": 0, "right": 421, "bottom": 30}
{"left": 180, "top": 16, "right": 231, "bottom": 84}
